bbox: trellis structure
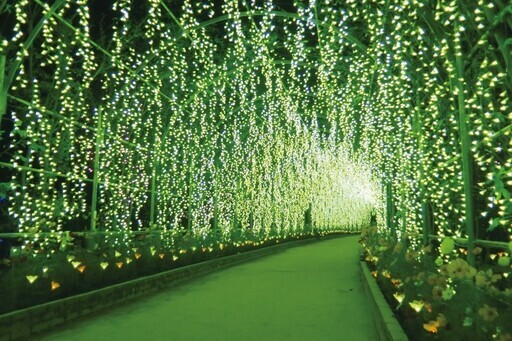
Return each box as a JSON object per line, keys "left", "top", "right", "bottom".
{"left": 0, "top": 0, "right": 511, "bottom": 336}
{"left": 0, "top": 0, "right": 379, "bottom": 252}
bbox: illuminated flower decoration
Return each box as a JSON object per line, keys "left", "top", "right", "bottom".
{"left": 391, "top": 278, "right": 402, "bottom": 287}
{"left": 423, "top": 314, "right": 447, "bottom": 334}
{"left": 423, "top": 320, "right": 438, "bottom": 334}
{"left": 393, "top": 292, "right": 405, "bottom": 304}
{"left": 26, "top": 275, "right": 38, "bottom": 284}
{"left": 51, "top": 281, "right": 60, "bottom": 291}
{"left": 408, "top": 300, "right": 424, "bottom": 312}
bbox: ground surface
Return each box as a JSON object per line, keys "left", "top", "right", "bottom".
{"left": 40, "top": 235, "right": 377, "bottom": 341}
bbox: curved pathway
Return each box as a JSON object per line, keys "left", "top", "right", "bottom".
{"left": 41, "top": 235, "right": 376, "bottom": 340}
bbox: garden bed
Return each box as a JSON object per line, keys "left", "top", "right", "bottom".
{"left": 360, "top": 225, "right": 512, "bottom": 341}
{"left": 359, "top": 259, "right": 408, "bottom": 341}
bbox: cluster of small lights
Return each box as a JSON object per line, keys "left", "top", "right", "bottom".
{"left": 315, "top": 0, "right": 511, "bottom": 243}
{"left": 1, "top": 0, "right": 510, "bottom": 289}
{"left": 8, "top": 0, "right": 97, "bottom": 249}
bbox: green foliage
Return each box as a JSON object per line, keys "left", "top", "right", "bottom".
{"left": 0, "top": 181, "right": 10, "bottom": 198}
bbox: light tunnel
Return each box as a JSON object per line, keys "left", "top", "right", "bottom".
{"left": 0, "top": 0, "right": 511, "bottom": 339}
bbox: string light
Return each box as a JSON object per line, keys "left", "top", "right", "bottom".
{"left": 1, "top": 0, "right": 508, "bottom": 301}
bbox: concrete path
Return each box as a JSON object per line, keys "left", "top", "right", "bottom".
{"left": 40, "top": 235, "right": 377, "bottom": 341}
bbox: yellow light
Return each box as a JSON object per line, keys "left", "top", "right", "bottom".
{"left": 26, "top": 275, "right": 38, "bottom": 284}
{"left": 408, "top": 300, "right": 424, "bottom": 313}
{"left": 393, "top": 292, "right": 405, "bottom": 303}
{"left": 51, "top": 281, "right": 60, "bottom": 291}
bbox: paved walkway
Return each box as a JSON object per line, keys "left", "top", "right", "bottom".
{"left": 41, "top": 235, "right": 377, "bottom": 340}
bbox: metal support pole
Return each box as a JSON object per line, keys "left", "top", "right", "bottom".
{"left": 455, "top": 32, "right": 475, "bottom": 264}
{"left": 90, "top": 107, "right": 103, "bottom": 232}
{"left": 149, "top": 150, "right": 158, "bottom": 228}
{"left": 0, "top": 54, "right": 6, "bottom": 125}
{"left": 386, "top": 181, "right": 395, "bottom": 236}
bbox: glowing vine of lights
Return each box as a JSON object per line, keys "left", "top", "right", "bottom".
{"left": 1, "top": 0, "right": 510, "bottom": 278}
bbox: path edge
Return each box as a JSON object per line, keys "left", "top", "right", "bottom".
{"left": 359, "top": 260, "right": 409, "bottom": 341}
{"left": 0, "top": 235, "right": 347, "bottom": 340}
